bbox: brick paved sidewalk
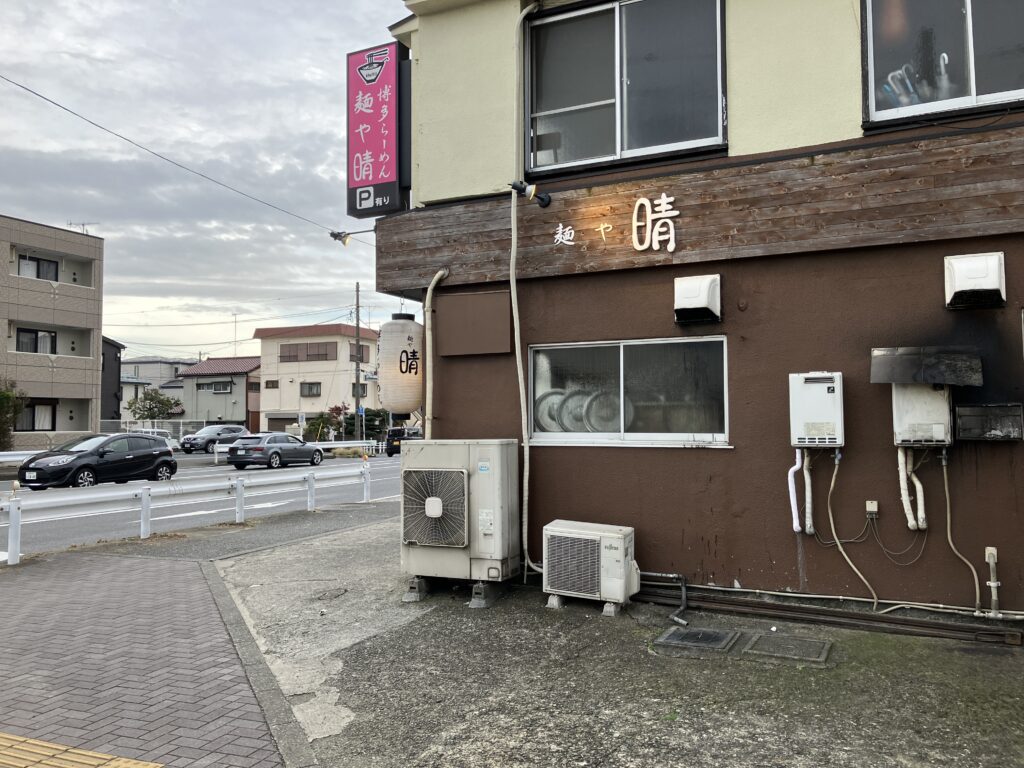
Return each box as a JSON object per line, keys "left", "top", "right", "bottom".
{"left": 0, "top": 553, "right": 283, "bottom": 768}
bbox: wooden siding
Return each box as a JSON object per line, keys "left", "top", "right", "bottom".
{"left": 377, "top": 126, "right": 1024, "bottom": 293}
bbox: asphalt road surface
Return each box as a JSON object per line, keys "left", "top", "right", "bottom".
{"left": 1, "top": 455, "right": 401, "bottom": 557}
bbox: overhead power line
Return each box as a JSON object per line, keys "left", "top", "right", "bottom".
{"left": 104, "top": 304, "right": 355, "bottom": 328}
{"left": 0, "top": 72, "right": 373, "bottom": 244}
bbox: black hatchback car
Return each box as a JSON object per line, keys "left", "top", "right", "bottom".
{"left": 385, "top": 426, "right": 422, "bottom": 457}
{"left": 18, "top": 433, "right": 178, "bottom": 489}
{"left": 226, "top": 433, "right": 324, "bottom": 469}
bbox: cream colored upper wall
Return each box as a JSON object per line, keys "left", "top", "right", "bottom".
{"left": 402, "top": 0, "right": 866, "bottom": 204}
{"left": 726, "top": 0, "right": 863, "bottom": 156}
{"left": 405, "top": 0, "right": 523, "bottom": 205}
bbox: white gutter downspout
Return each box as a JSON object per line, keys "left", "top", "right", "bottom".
{"left": 423, "top": 268, "right": 449, "bottom": 440}
{"left": 512, "top": 1, "right": 542, "bottom": 574}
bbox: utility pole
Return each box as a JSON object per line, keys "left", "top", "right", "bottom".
{"left": 355, "top": 282, "right": 362, "bottom": 442}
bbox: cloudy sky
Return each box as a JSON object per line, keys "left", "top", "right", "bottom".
{"left": 0, "top": 0, "right": 410, "bottom": 361}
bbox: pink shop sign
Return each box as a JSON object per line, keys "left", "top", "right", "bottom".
{"left": 347, "top": 42, "right": 404, "bottom": 217}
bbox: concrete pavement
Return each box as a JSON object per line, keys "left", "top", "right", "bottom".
{"left": 2, "top": 498, "right": 1023, "bottom": 767}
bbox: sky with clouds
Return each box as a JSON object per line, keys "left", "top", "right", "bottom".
{"left": 0, "top": 0, "right": 410, "bottom": 361}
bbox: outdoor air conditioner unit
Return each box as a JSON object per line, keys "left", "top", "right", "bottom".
{"left": 401, "top": 439, "right": 520, "bottom": 583}
{"left": 543, "top": 520, "right": 640, "bottom": 612}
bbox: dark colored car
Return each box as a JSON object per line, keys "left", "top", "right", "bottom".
{"left": 385, "top": 426, "right": 422, "bottom": 457}
{"left": 181, "top": 425, "right": 249, "bottom": 454}
{"left": 226, "top": 432, "right": 324, "bottom": 470}
{"left": 18, "top": 433, "right": 178, "bottom": 489}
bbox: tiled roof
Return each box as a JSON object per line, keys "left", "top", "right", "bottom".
{"left": 252, "top": 323, "right": 378, "bottom": 341}
{"left": 178, "top": 356, "right": 261, "bottom": 377}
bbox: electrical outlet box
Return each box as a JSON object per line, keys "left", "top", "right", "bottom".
{"left": 865, "top": 500, "right": 878, "bottom": 513}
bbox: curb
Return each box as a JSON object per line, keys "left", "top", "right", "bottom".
{"left": 200, "top": 560, "right": 319, "bottom": 768}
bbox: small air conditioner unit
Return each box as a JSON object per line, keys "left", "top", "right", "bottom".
{"left": 401, "top": 440, "right": 520, "bottom": 583}
{"left": 543, "top": 520, "right": 640, "bottom": 611}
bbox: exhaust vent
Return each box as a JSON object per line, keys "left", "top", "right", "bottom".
{"left": 945, "top": 253, "right": 1005, "bottom": 309}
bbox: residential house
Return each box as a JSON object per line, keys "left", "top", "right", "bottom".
{"left": 177, "top": 356, "right": 260, "bottom": 425}
{"left": 119, "top": 374, "right": 151, "bottom": 417}
{"left": 374, "top": 1, "right": 1024, "bottom": 612}
{"left": 121, "top": 355, "right": 196, "bottom": 397}
{"left": 1, "top": 215, "right": 103, "bottom": 449}
{"left": 254, "top": 323, "right": 379, "bottom": 432}
{"left": 100, "top": 336, "right": 125, "bottom": 420}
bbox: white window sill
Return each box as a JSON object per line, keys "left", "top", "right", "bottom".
{"left": 529, "top": 440, "right": 733, "bottom": 450}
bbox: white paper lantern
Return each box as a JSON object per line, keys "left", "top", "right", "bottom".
{"left": 377, "top": 313, "right": 424, "bottom": 415}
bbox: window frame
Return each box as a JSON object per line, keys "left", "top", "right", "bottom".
{"left": 351, "top": 382, "right": 368, "bottom": 398}
{"left": 16, "top": 400, "right": 57, "bottom": 432}
{"left": 264, "top": 380, "right": 279, "bottom": 389}
{"left": 525, "top": 0, "right": 726, "bottom": 173}
{"left": 15, "top": 327, "right": 56, "bottom": 355}
{"left": 18, "top": 254, "right": 59, "bottom": 282}
{"left": 279, "top": 343, "right": 301, "bottom": 363}
{"left": 864, "top": 0, "right": 1024, "bottom": 124}
{"left": 528, "top": 335, "right": 729, "bottom": 448}
{"left": 300, "top": 382, "right": 322, "bottom": 398}
{"left": 197, "top": 381, "right": 232, "bottom": 394}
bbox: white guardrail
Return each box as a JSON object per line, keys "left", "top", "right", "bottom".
{"left": 0, "top": 461, "right": 373, "bottom": 566}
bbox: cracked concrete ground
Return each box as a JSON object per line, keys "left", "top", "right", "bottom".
{"left": 217, "top": 508, "right": 1024, "bottom": 768}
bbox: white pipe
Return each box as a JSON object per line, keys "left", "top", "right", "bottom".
{"left": 907, "top": 448, "right": 927, "bottom": 530}
{"left": 985, "top": 547, "right": 1001, "bottom": 618}
{"left": 897, "top": 447, "right": 918, "bottom": 530}
{"left": 802, "top": 449, "right": 814, "bottom": 535}
{"left": 423, "top": 267, "right": 449, "bottom": 440}
{"left": 512, "top": 2, "right": 542, "bottom": 575}
{"left": 942, "top": 451, "right": 981, "bottom": 613}
{"left": 787, "top": 448, "right": 803, "bottom": 533}
{"left": 826, "top": 452, "right": 878, "bottom": 610}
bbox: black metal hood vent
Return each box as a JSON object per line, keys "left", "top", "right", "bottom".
{"left": 870, "top": 347, "right": 983, "bottom": 386}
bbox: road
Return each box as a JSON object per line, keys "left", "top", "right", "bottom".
{"left": 1, "top": 455, "right": 402, "bottom": 557}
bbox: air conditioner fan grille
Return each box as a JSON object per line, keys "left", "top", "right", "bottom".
{"left": 547, "top": 534, "right": 601, "bottom": 597}
{"left": 402, "top": 469, "right": 468, "bottom": 547}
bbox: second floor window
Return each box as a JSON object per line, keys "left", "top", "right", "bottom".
{"left": 198, "top": 381, "right": 232, "bottom": 393}
{"left": 16, "top": 328, "right": 56, "bottom": 354}
{"left": 867, "top": 0, "right": 1024, "bottom": 121}
{"left": 18, "top": 255, "right": 59, "bottom": 281}
{"left": 352, "top": 382, "right": 368, "bottom": 398}
{"left": 528, "top": 0, "right": 723, "bottom": 172}
{"left": 280, "top": 343, "right": 301, "bottom": 363}
{"left": 264, "top": 380, "right": 279, "bottom": 389}
{"left": 349, "top": 342, "right": 369, "bottom": 363}
{"left": 300, "top": 382, "right": 321, "bottom": 397}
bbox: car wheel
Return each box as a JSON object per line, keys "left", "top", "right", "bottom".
{"left": 153, "top": 463, "right": 174, "bottom": 481}
{"left": 310, "top": 449, "right": 323, "bottom": 466}
{"left": 72, "top": 468, "right": 97, "bottom": 488}
{"left": 204, "top": 441, "right": 215, "bottom": 454}
{"left": 386, "top": 450, "right": 395, "bottom": 457}
{"left": 183, "top": 448, "right": 192, "bottom": 454}
{"left": 268, "top": 452, "right": 282, "bottom": 469}
{"left": 229, "top": 463, "right": 248, "bottom": 469}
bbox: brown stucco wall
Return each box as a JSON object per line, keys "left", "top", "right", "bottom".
{"left": 431, "top": 235, "right": 1024, "bottom": 610}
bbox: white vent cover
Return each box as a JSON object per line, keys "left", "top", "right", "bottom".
{"left": 674, "top": 274, "right": 721, "bottom": 324}
{"left": 944, "top": 252, "right": 1005, "bottom": 309}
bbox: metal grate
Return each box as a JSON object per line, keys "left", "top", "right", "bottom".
{"left": 742, "top": 633, "right": 832, "bottom": 663}
{"left": 654, "top": 627, "right": 739, "bottom": 652}
{"left": 546, "top": 534, "right": 601, "bottom": 597}
{"left": 796, "top": 436, "right": 839, "bottom": 446}
{"left": 402, "top": 469, "right": 468, "bottom": 547}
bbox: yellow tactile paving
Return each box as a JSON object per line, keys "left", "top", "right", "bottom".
{"left": 0, "top": 734, "right": 161, "bottom": 768}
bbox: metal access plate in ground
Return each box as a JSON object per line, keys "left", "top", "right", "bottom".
{"left": 654, "top": 627, "right": 740, "bottom": 652}
{"left": 741, "top": 632, "right": 833, "bottom": 663}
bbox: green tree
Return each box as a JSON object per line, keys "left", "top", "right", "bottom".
{"left": 127, "top": 389, "right": 183, "bottom": 420}
{"left": 0, "top": 378, "right": 27, "bottom": 451}
{"left": 303, "top": 404, "right": 350, "bottom": 441}
{"left": 344, "top": 408, "right": 390, "bottom": 441}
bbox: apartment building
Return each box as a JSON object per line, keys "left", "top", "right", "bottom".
{"left": 254, "top": 323, "right": 379, "bottom": 432}
{"left": 373, "top": 0, "right": 1024, "bottom": 612}
{"left": 2, "top": 215, "right": 103, "bottom": 450}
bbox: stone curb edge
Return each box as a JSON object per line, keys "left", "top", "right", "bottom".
{"left": 199, "top": 560, "right": 319, "bottom": 768}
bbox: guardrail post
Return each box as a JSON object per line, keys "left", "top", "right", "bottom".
{"left": 361, "top": 458, "right": 371, "bottom": 503}
{"left": 305, "top": 473, "right": 316, "bottom": 512}
{"left": 140, "top": 487, "right": 152, "bottom": 540}
{"left": 7, "top": 499, "right": 21, "bottom": 566}
{"left": 235, "top": 478, "right": 245, "bottom": 523}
